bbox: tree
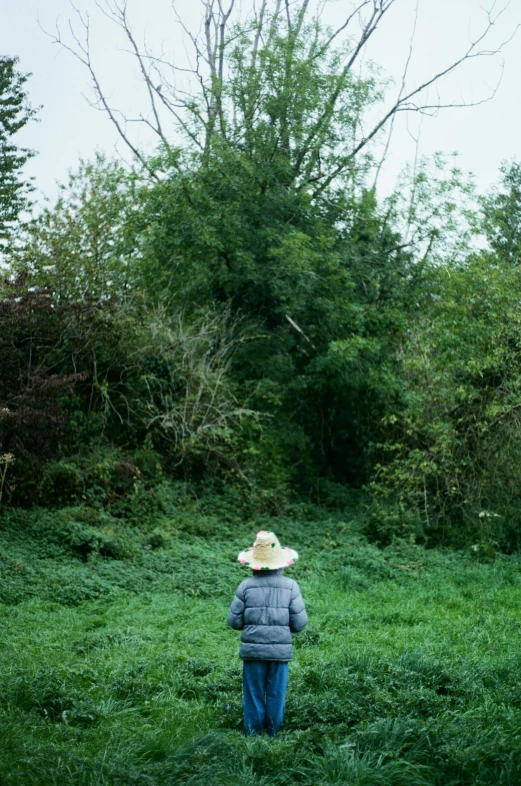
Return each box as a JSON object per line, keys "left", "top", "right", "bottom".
{"left": 13, "top": 155, "right": 142, "bottom": 302}
{"left": 0, "top": 57, "right": 36, "bottom": 244}
{"left": 482, "top": 161, "right": 521, "bottom": 266}
{"left": 40, "top": 1, "right": 498, "bottom": 494}
{"left": 53, "top": 1, "right": 512, "bottom": 187}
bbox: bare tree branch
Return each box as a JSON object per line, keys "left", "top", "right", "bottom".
{"left": 50, "top": 0, "right": 517, "bottom": 191}
{"left": 373, "top": 0, "right": 419, "bottom": 190}
{"left": 293, "top": 0, "right": 397, "bottom": 181}
{"left": 314, "top": 0, "right": 373, "bottom": 57}
{"left": 311, "top": 2, "right": 518, "bottom": 197}
{"left": 45, "top": 6, "right": 161, "bottom": 180}
{"left": 204, "top": 0, "right": 218, "bottom": 76}
{"left": 252, "top": 0, "right": 268, "bottom": 67}
{"left": 98, "top": 0, "right": 171, "bottom": 152}
{"left": 284, "top": 0, "right": 292, "bottom": 34}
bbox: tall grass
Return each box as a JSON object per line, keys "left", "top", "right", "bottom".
{"left": 1, "top": 496, "right": 521, "bottom": 784}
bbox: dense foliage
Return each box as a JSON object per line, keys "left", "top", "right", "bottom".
{"left": 0, "top": 56, "right": 35, "bottom": 244}
{"left": 3, "top": 9, "right": 521, "bottom": 551}
{"left": 7, "top": 159, "right": 521, "bottom": 547}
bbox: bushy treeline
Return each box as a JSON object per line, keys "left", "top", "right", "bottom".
{"left": 3, "top": 12, "right": 521, "bottom": 550}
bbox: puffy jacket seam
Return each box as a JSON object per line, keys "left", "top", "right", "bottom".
{"left": 241, "top": 642, "right": 293, "bottom": 647}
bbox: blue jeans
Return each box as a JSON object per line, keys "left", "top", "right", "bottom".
{"left": 242, "top": 660, "right": 289, "bottom": 737}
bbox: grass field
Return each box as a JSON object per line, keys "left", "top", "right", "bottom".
{"left": 1, "top": 493, "right": 521, "bottom": 785}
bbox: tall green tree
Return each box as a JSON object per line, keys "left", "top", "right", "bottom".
{"left": 17, "top": 1, "right": 509, "bottom": 508}
{"left": 0, "top": 56, "right": 36, "bottom": 243}
{"left": 22, "top": 6, "right": 477, "bottom": 495}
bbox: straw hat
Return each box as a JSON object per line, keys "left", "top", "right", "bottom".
{"left": 237, "top": 530, "right": 298, "bottom": 570}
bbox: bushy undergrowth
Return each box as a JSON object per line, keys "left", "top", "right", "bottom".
{"left": 1, "top": 489, "right": 521, "bottom": 784}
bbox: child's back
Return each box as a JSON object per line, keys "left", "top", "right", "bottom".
{"left": 227, "top": 530, "right": 308, "bottom": 736}
{"left": 228, "top": 568, "right": 307, "bottom": 661}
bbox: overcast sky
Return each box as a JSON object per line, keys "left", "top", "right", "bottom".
{"left": 3, "top": 0, "right": 521, "bottom": 203}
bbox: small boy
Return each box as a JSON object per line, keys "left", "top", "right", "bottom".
{"left": 227, "top": 530, "right": 308, "bottom": 736}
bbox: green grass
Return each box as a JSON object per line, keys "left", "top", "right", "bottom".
{"left": 1, "top": 498, "right": 521, "bottom": 784}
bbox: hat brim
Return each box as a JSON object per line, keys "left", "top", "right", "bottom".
{"left": 237, "top": 547, "right": 298, "bottom": 570}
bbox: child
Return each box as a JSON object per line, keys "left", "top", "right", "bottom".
{"left": 227, "top": 530, "right": 308, "bottom": 736}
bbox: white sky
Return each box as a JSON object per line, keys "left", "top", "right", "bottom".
{"left": 2, "top": 0, "right": 521, "bottom": 202}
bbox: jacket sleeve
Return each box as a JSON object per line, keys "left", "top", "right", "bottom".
{"left": 289, "top": 580, "right": 308, "bottom": 632}
{"left": 227, "top": 583, "right": 246, "bottom": 630}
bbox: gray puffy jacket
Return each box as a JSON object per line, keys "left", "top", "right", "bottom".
{"left": 227, "top": 568, "right": 308, "bottom": 661}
